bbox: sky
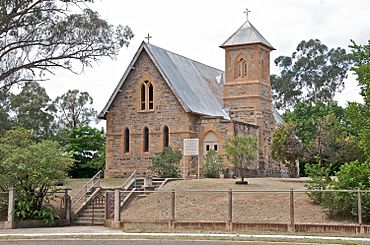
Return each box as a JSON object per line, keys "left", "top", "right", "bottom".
{"left": 40, "top": 0, "right": 370, "bottom": 127}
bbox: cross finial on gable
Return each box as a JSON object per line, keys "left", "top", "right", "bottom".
{"left": 243, "top": 8, "right": 251, "bottom": 21}
{"left": 145, "top": 33, "right": 152, "bottom": 44}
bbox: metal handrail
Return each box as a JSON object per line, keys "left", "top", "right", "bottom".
{"left": 121, "top": 169, "right": 137, "bottom": 189}
{"left": 71, "top": 170, "right": 102, "bottom": 209}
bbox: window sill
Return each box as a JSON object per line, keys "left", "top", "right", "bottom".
{"left": 137, "top": 110, "right": 155, "bottom": 113}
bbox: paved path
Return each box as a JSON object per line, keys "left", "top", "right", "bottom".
{"left": 0, "top": 226, "right": 369, "bottom": 244}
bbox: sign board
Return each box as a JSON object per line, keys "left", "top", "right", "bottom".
{"left": 183, "top": 139, "right": 199, "bottom": 156}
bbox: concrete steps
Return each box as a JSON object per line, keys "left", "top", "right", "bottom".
{"left": 73, "top": 177, "right": 168, "bottom": 226}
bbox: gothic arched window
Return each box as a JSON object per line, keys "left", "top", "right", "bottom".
{"left": 163, "top": 125, "right": 169, "bottom": 148}
{"left": 139, "top": 81, "right": 154, "bottom": 111}
{"left": 148, "top": 83, "right": 154, "bottom": 110}
{"left": 243, "top": 62, "right": 248, "bottom": 77}
{"left": 237, "top": 58, "right": 243, "bottom": 77}
{"left": 124, "top": 128, "right": 130, "bottom": 153}
{"left": 236, "top": 58, "right": 248, "bottom": 78}
{"left": 140, "top": 83, "right": 146, "bottom": 110}
{"left": 143, "top": 127, "right": 149, "bottom": 152}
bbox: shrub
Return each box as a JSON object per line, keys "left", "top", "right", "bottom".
{"left": 203, "top": 150, "right": 224, "bottom": 178}
{"left": 305, "top": 160, "right": 370, "bottom": 223}
{"left": 304, "top": 162, "right": 332, "bottom": 204}
{"left": 323, "top": 160, "right": 370, "bottom": 222}
{"left": 150, "top": 147, "right": 182, "bottom": 178}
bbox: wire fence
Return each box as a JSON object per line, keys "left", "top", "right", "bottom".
{"left": 116, "top": 189, "right": 368, "bottom": 225}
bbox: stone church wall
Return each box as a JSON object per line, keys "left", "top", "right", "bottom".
{"left": 105, "top": 50, "right": 195, "bottom": 177}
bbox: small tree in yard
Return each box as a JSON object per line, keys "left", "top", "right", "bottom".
{"left": 0, "top": 128, "right": 73, "bottom": 225}
{"left": 150, "top": 147, "right": 182, "bottom": 178}
{"left": 203, "top": 150, "right": 224, "bottom": 178}
{"left": 225, "top": 136, "right": 257, "bottom": 184}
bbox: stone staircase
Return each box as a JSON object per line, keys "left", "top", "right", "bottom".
{"left": 73, "top": 177, "right": 168, "bottom": 226}
{"left": 73, "top": 188, "right": 105, "bottom": 226}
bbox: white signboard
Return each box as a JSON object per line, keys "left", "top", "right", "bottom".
{"left": 183, "top": 139, "right": 199, "bottom": 156}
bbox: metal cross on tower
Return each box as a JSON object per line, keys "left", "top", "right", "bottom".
{"left": 145, "top": 33, "right": 152, "bottom": 44}
{"left": 243, "top": 8, "right": 251, "bottom": 21}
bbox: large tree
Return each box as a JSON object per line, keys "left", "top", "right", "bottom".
{"left": 347, "top": 40, "right": 370, "bottom": 158}
{"left": 271, "top": 39, "right": 351, "bottom": 110}
{"left": 10, "top": 81, "right": 56, "bottom": 139}
{"left": 271, "top": 122, "right": 302, "bottom": 177}
{"left": 53, "top": 89, "right": 97, "bottom": 129}
{"left": 67, "top": 125, "right": 105, "bottom": 178}
{"left": 0, "top": 90, "right": 11, "bottom": 134}
{"left": 0, "top": 0, "right": 134, "bottom": 91}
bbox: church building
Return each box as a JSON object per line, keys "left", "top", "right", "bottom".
{"left": 98, "top": 19, "right": 284, "bottom": 178}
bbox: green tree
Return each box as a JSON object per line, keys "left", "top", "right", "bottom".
{"left": 283, "top": 101, "right": 346, "bottom": 144}
{"left": 271, "top": 39, "right": 351, "bottom": 110}
{"left": 0, "top": 90, "right": 11, "bottom": 134}
{"left": 67, "top": 125, "right": 105, "bottom": 178}
{"left": 203, "top": 150, "right": 224, "bottom": 178}
{"left": 306, "top": 114, "right": 363, "bottom": 166}
{"left": 10, "top": 81, "right": 56, "bottom": 140}
{"left": 282, "top": 102, "right": 363, "bottom": 171}
{"left": 225, "top": 136, "right": 257, "bottom": 183}
{"left": 150, "top": 147, "right": 182, "bottom": 178}
{"left": 0, "top": 128, "right": 73, "bottom": 224}
{"left": 271, "top": 122, "right": 302, "bottom": 177}
{"left": 0, "top": 0, "right": 134, "bottom": 91}
{"left": 347, "top": 40, "right": 370, "bottom": 158}
{"left": 54, "top": 89, "right": 97, "bottom": 129}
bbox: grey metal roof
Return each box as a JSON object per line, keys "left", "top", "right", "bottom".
{"left": 221, "top": 20, "right": 275, "bottom": 50}
{"left": 272, "top": 107, "right": 284, "bottom": 125}
{"left": 145, "top": 43, "right": 229, "bottom": 119}
{"left": 98, "top": 42, "right": 230, "bottom": 119}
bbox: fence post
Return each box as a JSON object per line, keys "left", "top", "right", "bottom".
{"left": 227, "top": 189, "right": 233, "bottom": 231}
{"left": 170, "top": 189, "right": 176, "bottom": 228}
{"left": 288, "top": 189, "right": 295, "bottom": 232}
{"left": 357, "top": 189, "right": 364, "bottom": 234}
{"left": 112, "top": 188, "right": 121, "bottom": 229}
{"left": 5, "top": 186, "right": 15, "bottom": 229}
{"left": 104, "top": 191, "right": 109, "bottom": 220}
{"left": 64, "top": 188, "right": 71, "bottom": 225}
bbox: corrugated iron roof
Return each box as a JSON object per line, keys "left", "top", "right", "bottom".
{"left": 221, "top": 20, "right": 275, "bottom": 50}
{"left": 98, "top": 42, "right": 230, "bottom": 120}
{"left": 145, "top": 43, "right": 229, "bottom": 119}
{"left": 98, "top": 41, "right": 283, "bottom": 124}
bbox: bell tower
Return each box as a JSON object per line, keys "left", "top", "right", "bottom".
{"left": 221, "top": 15, "right": 275, "bottom": 160}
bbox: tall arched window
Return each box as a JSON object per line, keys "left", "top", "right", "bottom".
{"left": 139, "top": 81, "right": 154, "bottom": 111}
{"left": 237, "top": 58, "right": 243, "bottom": 77}
{"left": 140, "top": 83, "right": 146, "bottom": 110}
{"left": 148, "top": 83, "right": 154, "bottom": 110}
{"left": 236, "top": 58, "right": 248, "bottom": 78}
{"left": 163, "top": 125, "right": 169, "bottom": 148}
{"left": 243, "top": 62, "right": 248, "bottom": 77}
{"left": 143, "top": 127, "right": 149, "bottom": 152}
{"left": 124, "top": 128, "right": 130, "bottom": 153}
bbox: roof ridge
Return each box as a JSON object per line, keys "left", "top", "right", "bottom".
{"left": 145, "top": 42, "right": 224, "bottom": 73}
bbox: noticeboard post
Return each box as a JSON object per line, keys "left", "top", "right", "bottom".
{"left": 183, "top": 139, "right": 200, "bottom": 179}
